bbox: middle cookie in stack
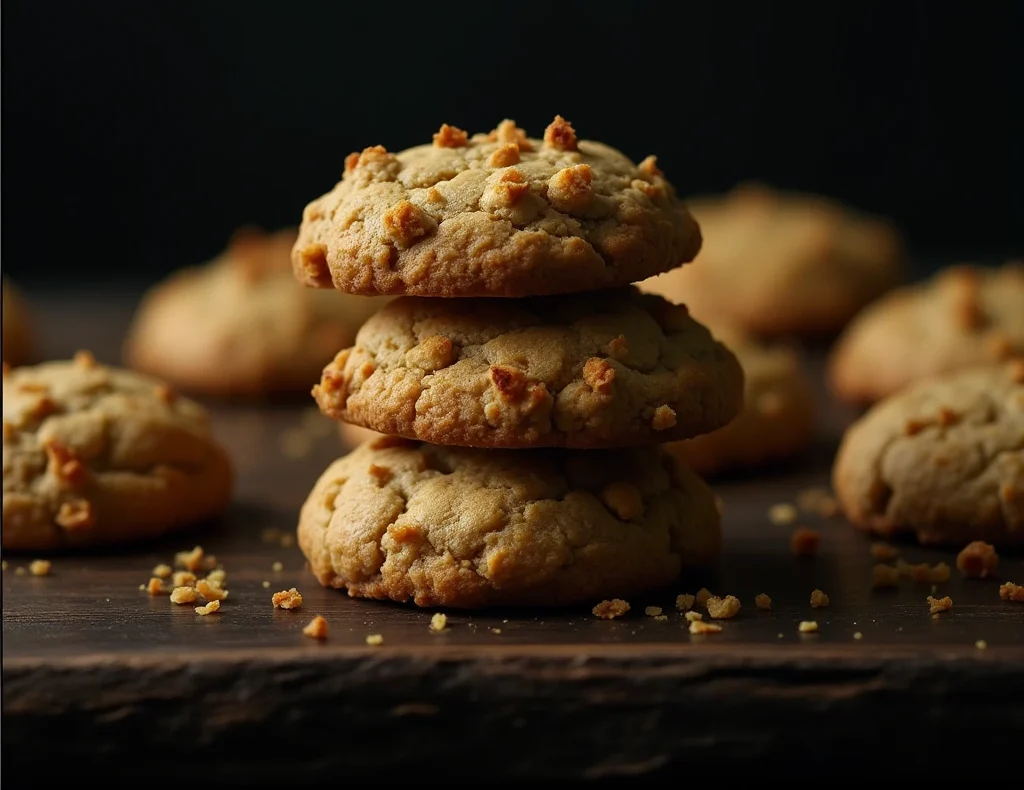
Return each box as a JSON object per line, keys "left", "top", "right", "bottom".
{"left": 293, "top": 117, "right": 744, "bottom": 609}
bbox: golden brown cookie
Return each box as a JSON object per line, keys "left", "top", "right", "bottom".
{"left": 125, "top": 228, "right": 389, "bottom": 397}
{"left": 833, "top": 361, "right": 1024, "bottom": 547}
{"left": 292, "top": 117, "right": 702, "bottom": 298}
{"left": 641, "top": 182, "right": 903, "bottom": 336}
{"left": 2, "top": 353, "right": 234, "bottom": 551}
{"left": 662, "top": 327, "right": 816, "bottom": 475}
{"left": 298, "top": 436, "right": 722, "bottom": 608}
{"left": 828, "top": 263, "right": 1024, "bottom": 404}
{"left": 3, "top": 278, "right": 35, "bottom": 366}
{"left": 313, "top": 287, "right": 744, "bottom": 449}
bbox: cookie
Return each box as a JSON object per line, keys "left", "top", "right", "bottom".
{"left": 832, "top": 361, "right": 1024, "bottom": 546}
{"left": 125, "top": 228, "right": 390, "bottom": 397}
{"left": 661, "top": 327, "right": 816, "bottom": 475}
{"left": 2, "top": 353, "right": 234, "bottom": 551}
{"left": 313, "top": 287, "right": 744, "bottom": 449}
{"left": 641, "top": 182, "right": 903, "bottom": 336}
{"left": 829, "top": 263, "right": 1024, "bottom": 404}
{"left": 3, "top": 278, "right": 35, "bottom": 366}
{"left": 298, "top": 436, "right": 722, "bottom": 608}
{"left": 292, "top": 116, "right": 702, "bottom": 298}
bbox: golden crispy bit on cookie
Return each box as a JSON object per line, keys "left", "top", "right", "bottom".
{"left": 432, "top": 123, "right": 468, "bottom": 148}
{"left": 651, "top": 405, "right": 677, "bottom": 431}
{"left": 600, "top": 481, "right": 644, "bottom": 521}
{"left": 56, "top": 499, "right": 95, "bottom": 530}
{"left": 346, "top": 145, "right": 399, "bottom": 178}
{"left": 999, "top": 581, "right": 1024, "bottom": 602}
{"left": 304, "top": 615, "right": 329, "bottom": 640}
{"left": 406, "top": 335, "right": 454, "bottom": 372}
{"left": 489, "top": 119, "right": 533, "bottom": 151}
{"left": 368, "top": 463, "right": 393, "bottom": 485}
{"left": 605, "top": 334, "right": 629, "bottom": 359}
{"left": 489, "top": 364, "right": 528, "bottom": 400}
{"left": 272, "top": 587, "right": 303, "bottom": 610}
{"left": 543, "top": 115, "right": 577, "bottom": 151}
{"left": 706, "top": 595, "right": 741, "bottom": 619}
{"left": 583, "top": 357, "right": 616, "bottom": 395}
{"left": 487, "top": 143, "right": 521, "bottom": 168}
{"left": 547, "top": 164, "right": 593, "bottom": 213}
{"left": 44, "top": 441, "right": 86, "bottom": 487}
{"left": 485, "top": 168, "right": 531, "bottom": 207}
{"left": 382, "top": 200, "right": 438, "bottom": 249}
{"left": 927, "top": 595, "right": 952, "bottom": 615}
{"left": 593, "top": 598, "right": 630, "bottom": 619}
{"left": 638, "top": 155, "right": 663, "bottom": 177}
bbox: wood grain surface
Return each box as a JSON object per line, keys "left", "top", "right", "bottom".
{"left": 3, "top": 292, "right": 1023, "bottom": 783}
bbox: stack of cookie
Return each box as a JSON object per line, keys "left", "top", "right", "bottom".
{"left": 289, "top": 117, "right": 744, "bottom": 609}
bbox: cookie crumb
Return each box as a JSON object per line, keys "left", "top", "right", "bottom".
{"left": 644, "top": 606, "right": 663, "bottom": 617}
{"left": 873, "top": 563, "right": 901, "bottom": 588}
{"left": 272, "top": 588, "right": 303, "bottom": 610}
{"left": 927, "top": 595, "right": 953, "bottom": 615}
{"left": 145, "top": 577, "right": 166, "bottom": 595}
{"left": 999, "top": 581, "right": 1024, "bottom": 602}
{"left": 870, "top": 542, "right": 899, "bottom": 561}
{"left": 29, "top": 559, "right": 51, "bottom": 577}
{"left": 798, "top": 621, "right": 818, "bottom": 633}
{"left": 170, "top": 586, "right": 198, "bottom": 604}
{"left": 365, "top": 634, "right": 384, "bottom": 646}
{"left": 487, "top": 143, "right": 520, "bottom": 168}
{"left": 175, "top": 546, "right": 205, "bottom": 572}
{"left": 430, "top": 613, "right": 448, "bottom": 632}
{"left": 675, "top": 593, "right": 695, "bottom": 611}
{"left": 195, "top": 600, "right": 220, "bottom": 616}
{"left": 543, "top": 115, "right": 577, "bottom": 151}
{"left": 769, "top": 503, "right": 798, "bottom": 525}
{"left": 172, "top": 570, "right": 197, "bottom": 587}
{"left": 262, "top": 580, "right": 271, "bottom": 588}
{"left": 696, "top": 588, "right": 713, "bottom": 606}
{"left": 754, "top": 593, "right": 772, "bottom": 610}
{"left": 853, "top": 631, "right": 863, "bottom": 640}
{"left": 196, "top": 578, "right": 228, "bottom": 602}
{"left": 684, "top": 611, "right": 703, "bottom": 622}
{"left": 432, "top": 123, "right": 468, "bottom": 148}
{"left": 272, "top": 561, "right": 283, "bottom": 572}
{"left": 593, "top": 599, "right": 630, "bottom": 619}
{"left": 651, "top": 404, "right": 677, "bottom": 431}
{"left": 689, "top": 620, "right": 722, "bottom": 635}
{"left": 790, "top": 527, "right": 820, "bottom": 557}
{"left": 975, "top": 640, "right": 988, "bottom": 650}
{"left": 956, "top": 541, "right": 999, "bottom": 579}
{"left": 706, "top": 595, "right": 741, "bottom": 620}
{"left": 810, "top": 589, "right": 830, "bottom": 608}
{"left": 206, "top": 568, "right": 226, "bottom": 585}
{"left": 303, "top": 615, "right": 329, "bottom": 640}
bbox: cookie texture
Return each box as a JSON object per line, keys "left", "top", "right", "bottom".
{"left": 641, "top": 182, "right": 903, "bottom": 336}
{"left": 833, "top": 361, "right": 1024, "bottom": 546}
{"left": 125, "top": 228, "right": 389, "bottom": 397}
{"left": 662, "top": 328, "right": 816, "bottom": 475}
{"left": 3, "top": 278, "right": 35, "bottom": 366}
{"left": 298, "top": 437, "right": 722, "bottom": 608}
{"left": 292, "top": 117, "right": 702, "bottom": 298}
{"left": 829, "top": 263, "right": 1024, "bottom": 404}
{"left": 2, "top": 354, "right": 234, "bottom": 551}
{"left": 313, "top": 287, "right": 744, "bottom": 449}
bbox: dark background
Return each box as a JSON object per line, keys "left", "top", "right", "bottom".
{"left": 2, "top": 1, "right": 1021, "bottom": 290}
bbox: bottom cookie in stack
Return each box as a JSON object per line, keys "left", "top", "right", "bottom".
{"left": 297, "top": 436, "right": 721, "bottom": 608}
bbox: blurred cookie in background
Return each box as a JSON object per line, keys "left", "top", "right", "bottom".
{"left": 660, "top": 325, "right": 817, "bottom": 476}
{"left": 3, "top": 278, "right": 36, "bottom": 366}
{"left": 124, "top": 228, "right": 390, "bottom": 398}
{"left": 642, "top": 182, "right": 904, "bottom": 337}
{"left": 828, "top": 262, "right": 1024, "bottom": 405}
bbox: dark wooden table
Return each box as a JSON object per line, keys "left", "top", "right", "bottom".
{"left": 4, "top": 292, "right": 1023, "bottom": 783}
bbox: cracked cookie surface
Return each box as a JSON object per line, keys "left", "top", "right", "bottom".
{"left": 833, "top": 361, "right": 1024, "bottom": 546}
{"left": 661, "top": 326, "right": 816, "bottom": 475}
{"left": 298, "top": 436, "right": 722, "bottom": 608}
{"left": 292, "top": 117, "right": 702, "bottom": 297}
{"left": 829, "top": 263, "right": 1024, "bottom": 404}
{"left": 2, "top": 354, "right": 234, "bottom": 551}
{"left": 313, "top": 287, "right": 744, "bottom": 449}
{"left": 641, "top": 182, "right": 903, "bottom": 336}
{"left": 125, "top": 228, "right": 390, "bottom": 397}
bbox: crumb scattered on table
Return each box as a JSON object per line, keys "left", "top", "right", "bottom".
{"left": 999, "top": 581, "right": 1024, "bottom": 602}
{"left": 303, "top": 615, "right": 329, "bottom": 640}
{"left": 430, "top": 613, "right": 448, "bottom": 632}
{"left": 873, "top": 563, "right": 901, "bottom": 588}
{"left": 365, "top": 634, "right": 384, "bottom": 646}
{"left": 975, "top": 640, "right": 988, "bottom": 650}
{"left": 675, "top": 593, "right": 695, "bottom": 611}
{"left": 262, "top": 580, "right": 271, "bottom": 588}
{"left": 685, "top": 611, "right": 703, "bottom": 622}
{"left": 798, "top": 621, "right": 818, "bottom": 633}
{"left": 172, "top": 571, "right": 197, "bottom": 588}
{"left": 175, "top": 546, "right": 206, "bottom": 572}
{"left": 592, "top": 599, "right": 630, "bottom": 619}
{"left": 644, "top": 606, "right": 663, "bottom": 617}
{"left": 170, "top": 586, "right": 198, "bottom": 604}
{"left": 853, "top": 631, "right": 863, "bottom": 640}
{"left": 706, "top": 595, "right": 741, "bottom": 619}
{"left": 696, "top": 588, "right": 713, "bottom": 606}
{"left": 810, "top": 589, "right": 830, "bottom": 608}
{"left": 145, "top": 577, "right": 166, "bottom": 595}
{"left": 956, "top": 541, "right": 999, "bottom": 579}
{"left": 29, "top": 559, "right": 52, "bottom": 577}
{"left": 768, "top": 503, "right": 798, "bottom": 524}
{"left": 870, "top": 542, "right": 899, "bottom": 561}
{"left": 196, "top": 578, "right": 228, "bottom": 602}
{"left": 206, "top": 568, "right": 226, "bottom": 585}
{"left": 271, "top": 561, "right": 283, "bottom": 572}
{"left": 272, "top": 587, "right": 303, "bottom": 609}
{"left": 927, "top": 595, "right": 953, "bottom": 615}
{"left": 195, "top": 599, "right": 220, "bottom": 616}
{"left": 152, "top": 564, "right": 172, "bottom": 579}
{"left": 790, "top": 527, "right": 820, "bottom": 557}
{"left": 689, "top": 620, "right": 722, "bottom": 635}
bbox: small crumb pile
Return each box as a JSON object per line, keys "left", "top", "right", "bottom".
{"left": 592, "top": 599, "right": 630, "bottom": 619}
{"left": 272, "top": 587, "right": 303, "bottom": 609}
{"left": 140, "top": 545, "right": 226, "bottom": 615}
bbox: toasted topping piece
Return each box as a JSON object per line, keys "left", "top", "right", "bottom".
{"left": 547, "top": 164, "right": 593, "bottom": 212}
{"left": 432, "top": 124, "right": 468, "bottom": 148}
{"left": 489, "top": 119, "right": 533, "bottom": 151}
{"left": 383, "top": 200, "right": 438, "bottom": 249}
{"left": 651, "top": 404, "right": 677, "bottom": 431}
{"left": 543, "top": 115, "right": 577, "bottom": 151}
